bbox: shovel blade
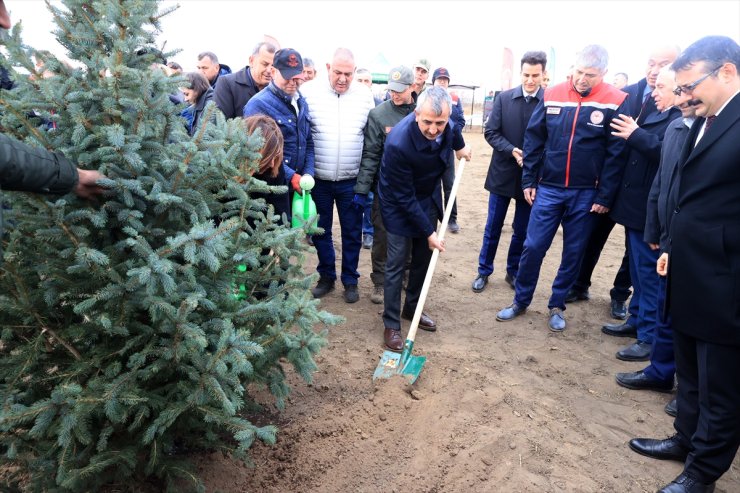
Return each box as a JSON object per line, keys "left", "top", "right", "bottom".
{"left": 398, "top": 354, "right": 426, "bottom": 384}
{"left": 373, "top": 350, "right": 402, "bottom": 380}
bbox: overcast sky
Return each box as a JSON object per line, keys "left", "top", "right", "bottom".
{"left": 6, "top": 0, "right": 740, "bottom": 95}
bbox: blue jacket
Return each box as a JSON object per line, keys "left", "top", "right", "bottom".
{"left": 522, "top": 81, "right": 629, "bottom": 207}
{"left": 378, "top": 111, "right": 465, "bottom": 238}
{"left": 243, "top": 82, "right": 315, "bottom": 180}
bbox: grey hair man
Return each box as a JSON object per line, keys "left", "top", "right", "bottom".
{"left": 213, "top": 42, "right": 276, "bottom": 119}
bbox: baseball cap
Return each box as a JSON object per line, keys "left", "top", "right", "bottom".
{"left": 387, "top": 66, "right": 413, "bottom": 92}
{"left": 432, "top": 67, "right": 451, "bottom": 83}
{"left": 273, "top": 48, "right": 304, "bottom": 80}
{"left": 412, "top": 58, "right": 430, "bottom": 72}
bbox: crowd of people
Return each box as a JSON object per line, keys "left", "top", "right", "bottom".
{"left": 172, "top": 36, "right": 736, "bottom": 493}
{"left": 0, "top": 2, "right": 738, "bottom": 487}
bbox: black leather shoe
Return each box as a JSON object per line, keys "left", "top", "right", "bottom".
{"left": 665, "top": 398, "right": 677, "bottom": 417}
{"left": 616, "top": 370, "right": 673, "bottom": 393}
{"left": 311, "top": 278, "right": 335, "bottom": 298}
{"left": 401, "top": 308, "right": 437, "bottom": 332}
{"left": 657, "top": 473, "right": 715, "bottom": 493}
{"left": 602, "top": 321, "right": 637, "bottom": 338}
{"left": 611, "top": 299, "right": 628, "bottom": 319}
{"left": 616, "top": 340, "right": 652, "bottom": 361}
{"left": 343, "top": 284, "right": 359, "bottom": 303}
{"left": 383, "top": 328, "right": 403, "bottom": 351}
{"left": 496, "top": 303, "right": 526, "bottom": 321}
{"left": 504, "top": 273, "right": 516, "bottom": 290}
{"left": 471, "top": 274, "right": 489, "bottom": 293}
{"left": 628, "top": 435, "right": 689, "bottom": 462}
{"left": 663, "top": 397, "right": 678, "bottom": 418}
{"left": 565, "top": 288, "right": 589, "bottom": 303}
{"left": 448, "top": 220, "right": 460, "bottom": 234}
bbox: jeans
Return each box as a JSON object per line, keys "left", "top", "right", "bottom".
{"left": 312, "top": 178, "right": 363, "bottom": 286}
{"left": 642, "top": 275, "right": 675, "bottom": 382}
{"left": 477, "top": 193, "right": 531, "bottom": 278}
{"left": 362, "top": 191, "right": 374, "bottom": 236}
{"left": 626, "top": 227, "right": 660, "bottom": 344}
{"left": 513, "top": 185, "right": 597, "bottom": 310}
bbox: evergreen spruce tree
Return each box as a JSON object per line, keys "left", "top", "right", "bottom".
{"left": 0, "top": 1, "right": 335, "bottom": 491}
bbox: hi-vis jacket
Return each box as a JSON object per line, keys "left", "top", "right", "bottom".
{"left": 521, "top": 80, "right": 629, "bottom": 207}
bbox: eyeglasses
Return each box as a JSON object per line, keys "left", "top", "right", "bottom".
{"left": 673, "top": 66, "right": 721, "bottom": 96}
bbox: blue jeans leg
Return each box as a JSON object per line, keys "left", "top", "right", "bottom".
{"left": 643, "top": 275, "right": 675, "bottom": 382}
{"left": 548, "top": 188, "right": 597, "bottom": 310}
{"left": 506, "top": 198, "right": 532, "bottom": 278}
{"left": 514, "top": 185, "right": 566, "bottom": 308}
{"left": 477, "top": 193, "right": 512, "bottom": 277}
{"left": 627, "top": 227, "right": 659, "bottom": 344}
{"left": 313, "top": 179, "right": 363, "bottom": 285}
{"left": 363, "top": 191, "right": 374, "bottom": 236}
{"left": 312, "top": 178, "right": 337, "bottom": 282}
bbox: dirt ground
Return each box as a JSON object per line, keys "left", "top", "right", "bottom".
{"left": 198, "top": 131, "right": 740, "bottom": 493}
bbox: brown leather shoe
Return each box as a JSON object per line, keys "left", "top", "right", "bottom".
{"left": 401, "top": 308, "right": 437, "bottom": 332}
{"left": 384, "top": 328, "right": 403, "bottom": 351}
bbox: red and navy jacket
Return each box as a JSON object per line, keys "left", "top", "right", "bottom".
{"left": 522, "top": 80, "right": 628, "bottom": 207}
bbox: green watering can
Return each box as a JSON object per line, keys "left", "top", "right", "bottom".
{"left": 291, "top": 174, "right": 317, "bottom": 231}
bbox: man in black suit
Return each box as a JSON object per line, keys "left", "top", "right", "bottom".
{"left": 629, "top": 35, "right": 740, "bottom": 493}
{"left": 470, "top": 51, "right": 546, "bottom": 294}
{"left": 213, "top": 42, "right": 276, "bottom": 119}
{"left": 607, "top": 48, "right": 681, "bottom": 364}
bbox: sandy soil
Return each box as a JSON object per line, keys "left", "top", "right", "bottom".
{"left": 197, "top": 131, "right": 740, "bottom": 493}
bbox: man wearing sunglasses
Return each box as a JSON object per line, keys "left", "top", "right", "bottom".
{"left": 628, "top": 35, "right": 740, "bottom": 493}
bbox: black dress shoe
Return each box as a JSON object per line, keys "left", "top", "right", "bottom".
{"left": 611, "top": 299, "right": 628, "bottom": 319}
{"left": 565, "top": 288, "right": 589, "bottom": 303}
{"left": 311, "top": 277, "right": 335, "bottom": 298}
{"left": 665, "top": 397, "right": 677, "bottom": 417}
{"left": 602, "top": 321, "right": 637, "bottom": 338}
{"left": 616, "top": 340, "right": 652, "bottom": 361}
{"left": 616, "top": 370, "right": 674, "bottom": 393}
{"left": 504, "top": 273, "right": 516, "bottom": 290}
{"left": 471, "top": 274, "right": 489, "bottom": 293}
{"left": 401, "top": 308, "right": 436, "bottom": 331}
{"left": 628, "top": 435, "right": 689, "bottom": 462}
{"left": 657, "top": 473, "right": 715, "bottom": 493}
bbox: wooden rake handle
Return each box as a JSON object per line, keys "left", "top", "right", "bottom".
{"left": 405, "top": 157, "right": 467, "bottom": 344}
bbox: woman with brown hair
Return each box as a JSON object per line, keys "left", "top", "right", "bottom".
{"left": 242, "top": 114, "right": 289, "bottom": 224}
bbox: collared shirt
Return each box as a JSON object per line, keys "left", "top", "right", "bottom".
{"left": 695, "top": 89, "right": 739, "bottom": 145}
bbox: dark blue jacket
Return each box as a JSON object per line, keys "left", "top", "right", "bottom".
{"left": 484, "top": 85, "right": 542, "bottom": 199}
{"left": 522, "top": 81, "right": 629, "bottom": 207}
{"left": 609, "top": 103, "right": 681, "bottom": 231}
{"left": 243, "top": 82, "right": 315, "bottom": 181}
{"left": 188, "top": 86, "right": 214, "bottom": 137}
{"left": 210, "top": 63, "right": 232, "bottom": 89}
{"left": 378, "top": 111, "right": 465, "bottom": 238}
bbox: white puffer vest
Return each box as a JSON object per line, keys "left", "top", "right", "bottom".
{"left": 302, "top": 79, "right": 375, "bottom": 181}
